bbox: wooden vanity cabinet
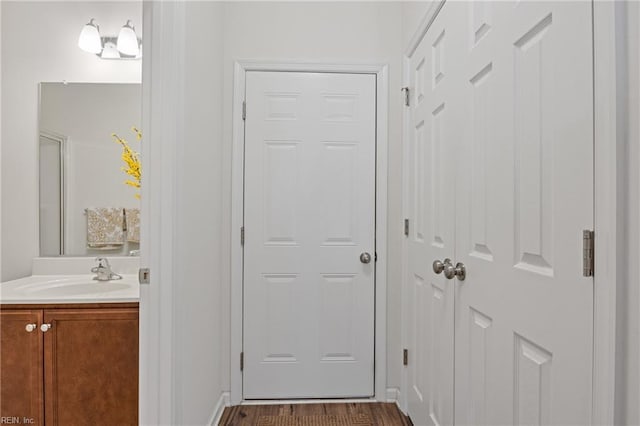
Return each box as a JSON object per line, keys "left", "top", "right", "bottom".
{"left": 0, "top": 304, "right": 138, "bottom": 426}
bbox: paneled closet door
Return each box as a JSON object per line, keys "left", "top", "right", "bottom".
{"left": 404, "top": 2, "right": 466, "bottom": 424}
{"left": 454, "top": 2, "right": 594, "bottom": 425}
{"left": 243, "top": 71, "right": 377, "bottom": 399}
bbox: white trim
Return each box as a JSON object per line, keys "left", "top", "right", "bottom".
{"left": 400, "top": 1, "right": 619, "bottom": 423}
{"left": 139, "top": 2, "right": 186, "bottom": 424}
{"left": 404, "top": 0, "right": 446, "bottom": 58}
{"left": 209, "top": 392, "right": 231, "bottom": 426}
{"left": 399, "top": 53, "right": 411, "bottom": 417}
{"left": 386, "top": 387, "right": 400, "bottom": 404}
{"left": 240, "top": 398, "right": 378, "bottom": 406}
{"left": 230, "top": 60, "right": 389, "bottom": 404}
{"left": 593, "top": 2, "right": 620, "bottom": 424}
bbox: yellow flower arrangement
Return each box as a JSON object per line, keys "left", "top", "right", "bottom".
{"left": 112, "top": 127, "right": 142, "bottom": 199}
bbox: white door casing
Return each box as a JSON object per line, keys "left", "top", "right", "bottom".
{"left": 404, "top": 1, "right": 594, "bottom": 425}
{"left": 243, "top": 71, "right": 377, "bottom": 399}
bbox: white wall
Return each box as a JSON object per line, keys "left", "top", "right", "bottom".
{"left": 173, "top": 2, "right": 226, "bottom": 424}
{"left": 1, "top": 1, "right": 141, "bottom": 281}
{"left": 220, "top": 1, "right": 404, "bottom": 394}
{"left": 40, "top": 83, "right": 141, "bottom": 256}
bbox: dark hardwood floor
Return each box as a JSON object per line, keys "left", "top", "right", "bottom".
{"left": 219, "top": 402, "right": 412, "bottom": 426}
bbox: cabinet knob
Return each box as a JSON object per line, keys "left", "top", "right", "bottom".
{"left": 25, "top": 323, "right": 37, "bottom": 333}
{"left": 40, "top": 323, "right": 52, "bottom": 332}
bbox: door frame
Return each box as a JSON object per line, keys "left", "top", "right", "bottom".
{"left": 399, "top": 1, "right": 621, "bottom": 424}
{"left": 230, "top": 60, "right": 389, "bottom": 405}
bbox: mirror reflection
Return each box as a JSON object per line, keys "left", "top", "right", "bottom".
{"left": 39, "top": 82, "right": 142, "bottom": 256}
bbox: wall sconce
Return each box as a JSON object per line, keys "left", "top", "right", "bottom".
{"left": 78, "top": 18, "right": 141, "bottom": 60}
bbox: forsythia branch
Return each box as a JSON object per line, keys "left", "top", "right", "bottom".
{"left": 112, "top": 127, "right": 142, "bottom": 199}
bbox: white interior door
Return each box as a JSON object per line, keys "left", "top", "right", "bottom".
{"left": 243, "top": 71, "right": 377, "bottom": 399}
{"left": 404, "top": 1, "right": 594, "bottom": 425}
{"left": 405, "top": 3, "right": 466, "bottom": 424}
{"left": 454, "top": 2, "right": 594, "bottom": 425}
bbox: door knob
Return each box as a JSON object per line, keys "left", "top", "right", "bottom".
{"left": 360, "top": 252, "right": 372, "bottom": 264}
{"left": 444, "top": 262, "right": 466, "bottom": 281}
{"left": 433, "top": 258, "right": 452, "bottom": 274}
{"left": 40, "top": 324, "right": 52, "bottom": 332}
{"left": 25, "top": 323, "right": 37, "bottom": 333}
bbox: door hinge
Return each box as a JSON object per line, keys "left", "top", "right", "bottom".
{"left": 242, "top": 101, "right": 247, "bottom": 120}
{"left": 401, "top": 87, "right": 410, "bottom": 107}
{"left": 138, "top": 268, "right": 150, "bottom": 284}
{"left": 404, "top": 218, "right": 409, "bottom": 236}
{"left": 240, "top": 227, "right": 245, "bottom": 246}
{"left": 240, "top": 352, "right": 244, "bottom": 371}
{"left": 403, "top": 349, "right": 408, "bottom": 366}
{"left": 583, "top": 230, "right": 594, "bottom": 277}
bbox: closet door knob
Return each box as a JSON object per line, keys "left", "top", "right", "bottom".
{"left": 40, "top": 324, "right": 52, "bottom": 332}
{"left": 444, "top": 262, "right": 466, "bottom": 281}
{"left": 433, "top": 258, "right": 452, "bottom": 274}
{"left": 360, "top": 252, "right": 372, "bottom": 264}
{"left": 25, "top": 323, "right": 37, "bottom": 333}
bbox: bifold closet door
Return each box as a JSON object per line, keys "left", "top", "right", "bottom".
{"left": 454, "top": 2, "right": 594, "bottom": 425}
{"left": 243, "top": 71, "right": 377, "bottom": 399}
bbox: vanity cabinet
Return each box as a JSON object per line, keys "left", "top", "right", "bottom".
{"left": 0, "top": 304, "right": 138, "bottom": 426}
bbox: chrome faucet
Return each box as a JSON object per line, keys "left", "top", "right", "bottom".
{"left": 91, "top": 257, "right": 123, "bottom": 281}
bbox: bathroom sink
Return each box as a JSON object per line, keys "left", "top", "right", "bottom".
{"left": 0, "top": 274, "right": 139, "bottom": 304}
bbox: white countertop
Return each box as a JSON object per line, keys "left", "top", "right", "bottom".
{"left": 0, "top": 274, "right": 139, "bottom": 304}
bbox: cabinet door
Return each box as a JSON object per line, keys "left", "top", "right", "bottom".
{"left": 43, "top": 308, "right": 138, "bottom": 426}
{"left": 0, "top": 309, "right": 44, "bottom": 425}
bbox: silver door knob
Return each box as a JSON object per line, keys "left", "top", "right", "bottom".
{"left": 444, "top": 262, "right": 466, "bottom": 281}
{"left": 360, "top": 252, "right": 372, "bottom": 264}
{"left": 433, "top": 258, "right": 452, "bottom": 274}
{"left": 25, "top": 323, "right": 37, "bottom": 333}
{"left": 40, "top": 324, "right": 52, "bottom": 332}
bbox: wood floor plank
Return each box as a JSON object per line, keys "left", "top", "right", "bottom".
{"left": 219, "top": 402, "right": 412, "bottom": 426}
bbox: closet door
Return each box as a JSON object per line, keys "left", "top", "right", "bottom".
{"left": 404, "top": 2, "right": 466, "bottom": 424}
{"left": 454, "top": 2, "right": 594, "bottom": 425}
{"left": 243, "top": 71, "right": 377, "bottom": 399}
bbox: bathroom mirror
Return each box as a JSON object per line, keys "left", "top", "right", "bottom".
{"left": 39, "top": 82, "right": 142, "bottom": 256}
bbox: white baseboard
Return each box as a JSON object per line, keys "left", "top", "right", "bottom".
{"left": 386, "top": 387, "right": 400, "bottom": 404}
{"left": 209, "top": 391, "right": 231, "bottom": 426}
{"left": 386, "top": 387, "right": 407, "bottom": 415}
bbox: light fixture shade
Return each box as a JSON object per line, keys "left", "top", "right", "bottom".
{"left": 78, "top": 19, "right": 102, "bottom": 54}
{"left": 117, "top": 20, "right": 139, "bottom": 56}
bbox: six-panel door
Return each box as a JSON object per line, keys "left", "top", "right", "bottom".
{"left": 405, "top": 2, "right": 466, "bottom": 424}
{"left": 454, "top": 2, "right": 594, "bottom": 424}
{"left": 243, "top": 71, "right": 377, "bottom": 398}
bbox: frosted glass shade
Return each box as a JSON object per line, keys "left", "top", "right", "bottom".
{"left": 117, "top": 21, "right": 139, "bottom": 56}
{"left": 78, "top": 19, "right": 102, "bottom": 54}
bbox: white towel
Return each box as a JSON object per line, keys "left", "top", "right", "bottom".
{"left": 86, "top": 207, "right": 125, "bottom": 249}
{"left": 125, "top": 208, "right": 140, "bottom": 243}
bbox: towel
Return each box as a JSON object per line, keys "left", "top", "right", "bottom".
{"left": 125, "top": 208, "right": 140, "bottom": 243}
{"left": 86, "top": 207, "right": 125, "bottom": 249}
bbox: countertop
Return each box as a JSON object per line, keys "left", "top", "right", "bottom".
{"left": 0, "top": 274, "right": 139, "bottom": 304}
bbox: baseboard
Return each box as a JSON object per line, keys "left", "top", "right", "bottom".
{"left": 386, "top": 387, "right": 400, "bottom": 404}
{"left": 386, "top": 387, "right": 407, "bottom": 415}
{"left": 209, "top": 391, "right": 231, "bottom": 426}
